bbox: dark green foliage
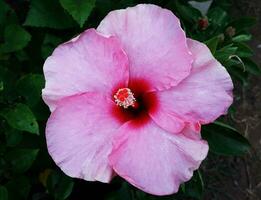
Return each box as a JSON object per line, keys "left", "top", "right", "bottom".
{"left": 6, "top": 176, "right": 31, "bottom": 200}
{"left": 0, "top": 186, "right": 8, "bottom": 200}
{"left": 59, "top": 0, "right": 96, "bottom": 27}
{"left": 227, "top": 17, "right": 256, "bottom": 33}
{"left": 24, "top": 0, "right": 76, "bottom": 29}
{"left": 183, "top": 171, "right": 204, "bottom": 199}
{"left": 46, "top": 170, "right": 74, "bottom": 200}
{"left": 16, "top": 74, "right": 44, "bottom": 107}
{"left": 202, "top": 122, "right": 250, "bottom": 155}
{"left": 1, "top": 103, "right": 39, "bottom": 134}
{"left": 204, "top": 36, "right": 219, "bottom": 54}
{"left": 0, "top": 0, "right": 258, "bottom": 199}
{"left": 5, "top": 148, "right": 39, "bottom": 173}
{"left": 0, "top": 24, "right": 31, "bottom": 53}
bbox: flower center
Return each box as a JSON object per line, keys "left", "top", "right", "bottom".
{"left": 114, "top": 88, "right": 137, "bottom": 109}
{"left": 111, "top": 79, "right": 159, "bottom": 128}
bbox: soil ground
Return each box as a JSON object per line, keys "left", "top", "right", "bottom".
{"left": 203, "top": 1, "right": 261, "bottom": 199}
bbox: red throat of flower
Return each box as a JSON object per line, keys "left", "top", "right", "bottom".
{"left": 111, "top": 79, "right": 158, "bottom": 128}
{"left": 114, "top": 88, "right": 138, "bottom": 109}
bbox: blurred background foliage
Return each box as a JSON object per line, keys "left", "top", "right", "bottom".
{"left": 0, "top": 0, "right": 260, "bottom": 199}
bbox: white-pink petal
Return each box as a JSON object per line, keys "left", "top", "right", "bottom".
{"left": 110, "top": 121, "right": 208, "bottom": 195}
{"left": 42, "top": 29, "right": 129, "bottom": 111}
{"left": 97, "top": 4, "right": 192, "bottom": 92}
{"left": 46, "top": 93, "right": 122, "bottom": 183}
{"left": 150, "top": 39, "right": 233, "bottom": 129}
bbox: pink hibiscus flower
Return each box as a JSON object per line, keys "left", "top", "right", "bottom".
{"left": 42, "top": 4, "right": 233, "bottom": 195}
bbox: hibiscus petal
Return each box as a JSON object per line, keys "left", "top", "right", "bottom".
{"left": 97, "top": 4, "right": 192, "bottom": 92}
{"left": 42, "top": 28, "right": 129, "bottom": 111}
{"left": 149, "top": 39, "right": 233, "bottom": 130}
{"left": 46, "top": 92, "right": 122, "bottom": 183}
{"left": 145, "top": 92, "right": 185, "bottom": 133}
{"left": 110, "top": 121, "right": 208, "bottom": 195}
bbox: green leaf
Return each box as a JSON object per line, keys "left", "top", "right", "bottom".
{"left": 0, "top": 103, "right": 39, "bottom": 134}
{"left": 207, "top": 7, "right": 228, "bottom": 27}
{"left": 15, "top": 50, "right": 29, "bottom": 62}
{"left": 215, "top": 44, "right": 238, "bottom": 62}
{"left": 210, "top": 0, "right": 232, "bottom": 10}
{"left": 228, "top": 67, "right": 249, "bottom": 86}
{"left": 0, "top": 66, "right": 18, "bottom": 102}
{"left": 226, "top": 57, "right": 260, "bottom": 75}
{"left": 184, "top": 171, "right": 204, "bottom": 199}
{"left": 228, "top": 17, "right": 256, "bottom": 33}
{"left": 59, "top": 0, "right": 96, "bottom": 27}
{"left": 24, "top": 0, "right": 76, "bottom": 29}
{"left": 234, "top": 42, "right": 253, "bottom": 58}
{"left": 4, "top": 128, "right": 23, "bottom": 147}
{"left": 0, "top": 0, "right": 11, "bottom": 24}
{"left": 16, "top": 74, "right": 45, "bottom": 106}
{"left": 41, "top": 34, "right": 62, "bottom": 59}
{"left": 6, "top": 148, "right": 39, "bottom": 173}
{"left": 202, "top": 122, "right": 251, "bottom": 155}
{"left": 0, "top": 186, "right": 8, "bottom": 200}
{"left": 0, "top": 81, "right": 3, "bottom": 92}
{"left": 106, "top": 182, "right": 132, "bottom": 200}
{"left": 232, "top": 34, "right": 252, "bottom": 42}
{"left": 174, "top": 1, "right": 202, "bottom": 24}
{"left": 47, "top": 171, "right": 74, "bottom": 200}
{"left": 0, "top": 1, "right": 18, "bottom": 37}
{"left": 6, "top": 176, "right": 31, "bottom": 200}
{"left": 242, "top": 58, "right": 261, "bottom": 75}
{"left": 0, "top": 24, "right": 31, "bottom": 53}
{"left": 204, "top": 36, "right": 219, "bottom": 54}
{"left": 16, "top": 74, "right": 47, "bottom": 120}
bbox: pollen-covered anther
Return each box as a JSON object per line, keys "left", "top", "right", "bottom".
{"left": 114, "top": 88, "right": 136, "bottom": 109}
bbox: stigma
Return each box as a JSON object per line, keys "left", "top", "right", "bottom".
{"left": 114, "top": 88, "right": 137, "bottom": 109}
